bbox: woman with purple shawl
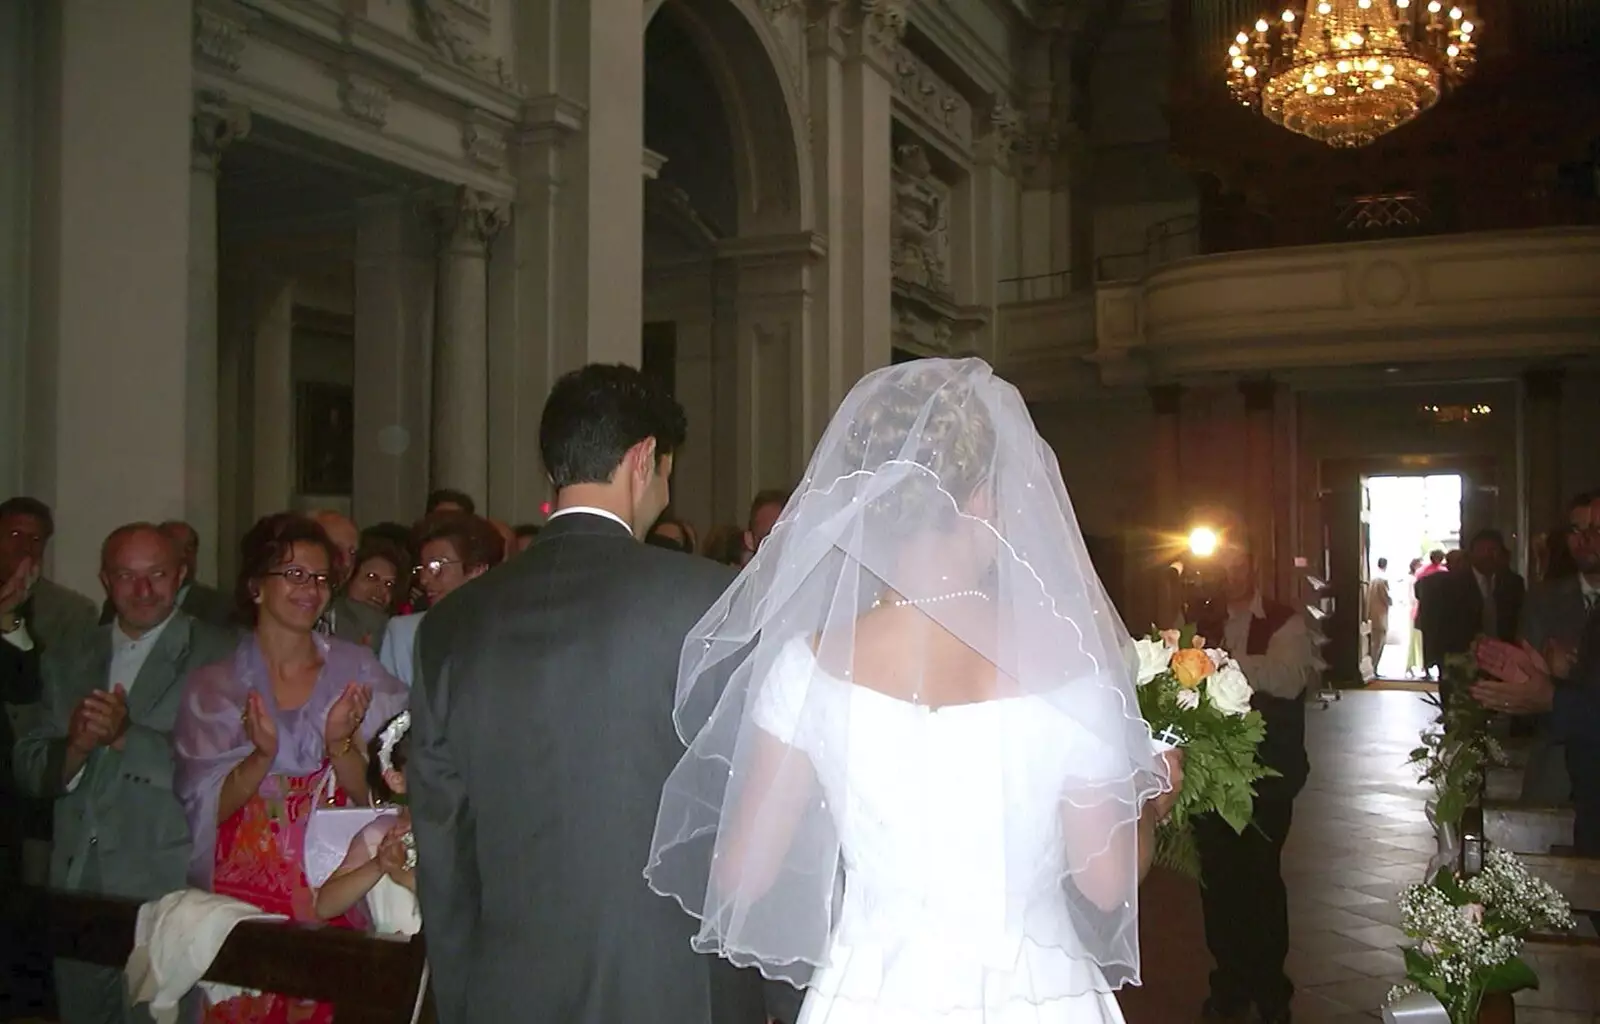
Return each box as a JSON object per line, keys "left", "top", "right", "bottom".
{"left": 173, "top": 513, "right": 407, "bottom": 1023}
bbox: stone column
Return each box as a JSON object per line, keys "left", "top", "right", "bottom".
{"left": 1240, "top": 377, "right": 1278, "bottom": 597}
{"left": 250, "top": 281, "right": 294, "bottom": 517}
{"left": 0, "top": 0, "right": 35, "bottom": 498}
{"left": 1522, "top": 368, "right": 1563, "bottom": 551}
{"left": 486, "top": 0, "right": 646, "bottom": 522}
{"left": 807, "top": 1, "right": 901, "bottom": 414}
{"left": 189, "top": 92, "right": 249, "bottom": 583}
{"left": 719, "top": 234, "right": 820, "bottom": 504}
{"left": 432, "top": 187, "right": 506, "bottom": 505}
{"left": 1150, "top": 384, "right": 1184, "bottom": 628}
{"left": 28, "top": 0, "right": 193, "bottom": 594}
{"left": 354, "top": 194, "right": 435, "bottom": 524}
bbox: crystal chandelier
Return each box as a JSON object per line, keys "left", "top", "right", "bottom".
{"left": 1226, "top": 1, "right": 1478, "bottom": 148}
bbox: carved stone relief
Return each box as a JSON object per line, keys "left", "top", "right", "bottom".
{"left": 340, "top": 72, "right": 392, "bottom": 129}
{"left": 192, "top": 91, "right": 251, "bottom": 173}
{"left": 462, "top": 121, "right": 508, "bottom": 169}
{"left": 409, "top": 0, "right": 519, "bottom": 93}
{"left": 893, "top": 304, "right": 954, "bottom": 354}
{"left": 438, "top": 186, "right": 512, "bottom": 250}
{"left": 890, "top": 143, "right": 951, "bottom": 295}
{"left": 193, "top": 5, "right": 249, "bottom": 71}
{"left": 891, "top": 45, "right": 971, "bottom": 151}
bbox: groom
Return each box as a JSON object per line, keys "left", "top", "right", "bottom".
{"left": 409, "top": 364, "right": 776, "bottom": 1024}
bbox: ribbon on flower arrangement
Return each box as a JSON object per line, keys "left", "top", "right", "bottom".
{"left": 1381, "top": 991, "right": 1450, "bottom": 1023}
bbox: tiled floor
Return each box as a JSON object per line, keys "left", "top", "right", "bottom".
{"left": 1120, "top": 689, "right": 1598, "bottom": 1024}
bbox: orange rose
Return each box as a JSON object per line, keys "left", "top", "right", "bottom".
{"left": 1170, "top": 647, "right": 1214, "bottom": 688}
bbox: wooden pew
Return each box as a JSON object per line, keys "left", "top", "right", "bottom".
{"left": 37, "top": 889, "right": 434, "bottom": 1024}
{"left": 1479, "top": 800, "right": 1575, "bottom": 856}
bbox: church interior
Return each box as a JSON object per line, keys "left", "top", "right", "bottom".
{"left": 2, "top": 0, "right": 1599, "bottom": 1020}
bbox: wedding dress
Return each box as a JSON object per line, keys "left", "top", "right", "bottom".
{"left": 757, "top": 638, "right": 1129, "bottom": 1024}
{"left": 647, "top": 358, "right": 1167, "bottom": 1024}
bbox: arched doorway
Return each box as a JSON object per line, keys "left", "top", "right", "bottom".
{"left": 642, "top": 0, "right": 812, "bottom": 538}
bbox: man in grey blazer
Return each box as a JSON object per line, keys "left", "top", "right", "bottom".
{"left": 1518, "top": 491, "right": 1600, "bottom": 802}
{"left": 13, "top": 522, "right": 237, "bottom": 1024}
{"left": 410, "top": 365, "right": 772, "bottom": 1024}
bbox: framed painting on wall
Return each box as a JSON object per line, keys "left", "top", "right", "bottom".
{"left": 295, "top": 381, "right": 354, "bottom": 497}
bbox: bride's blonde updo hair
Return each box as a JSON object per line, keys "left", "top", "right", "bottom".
{"left": 842, "top": 361, "right": 998, "bottom": 537}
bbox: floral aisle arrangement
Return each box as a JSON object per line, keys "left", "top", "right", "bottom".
{"left": 1387, "top": 847, "right": 1575, "bottom": 1023}
{"left": 1132, "top": 626, "right": 1276, "bottom": 876}
{"left": 1408, "top": 653, "right": 1506, "bottom": 872}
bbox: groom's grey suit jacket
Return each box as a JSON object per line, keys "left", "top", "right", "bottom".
{"left": 411, "top": 511, "right": 773, "bottom": 1024}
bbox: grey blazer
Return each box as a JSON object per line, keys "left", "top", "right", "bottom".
{"left": 1520, "top": 575, "right": 1592, "bottom": 665}
{"left": 410, "top": 511, "right": 771, "bottom": 1024}
{"left": 12, "top": 610, "right": 237, "bottom": 898}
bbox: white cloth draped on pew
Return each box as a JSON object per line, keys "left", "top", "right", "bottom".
{"left": 125, "top": 888, "right": 285, "bottom": 1023}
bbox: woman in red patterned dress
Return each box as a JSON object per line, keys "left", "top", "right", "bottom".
{"left": 174, "top": 513, "right": 407, "bottom": 1022}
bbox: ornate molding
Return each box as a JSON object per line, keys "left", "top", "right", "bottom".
{"left": 891, "top": 45, "right": 970, "bottom": 150}
{"left": 975, "top": 97, "right": 1025, "bottom": 168}
{"left": 891, "top": 143, "right": 951, "bottom": 296}
{"left": 193, "top": 4, "right": 249, "bottom": 71}
{"left": 858, "top": 0, "right": 909, "bottom": 50}
{"left": 462, "top": 120, "right": 508, "bottom": 169}
{"left": 438, "top": 186, "right": 511, "bottom": 251}
{"left": 410, "top": 0, "right": 519, "bottom": 93}
{"left": 339, "top": 72, "right": 392, "bottom": 129}
{"left": 192, "top": 91, "right": 251, "bottom": 173}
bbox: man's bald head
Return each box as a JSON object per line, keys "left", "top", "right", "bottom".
{"left": 309, "top": 510, "right": 359, "bottom": 585}
{"left": 158, "top": 520, "right": 199, "bottom": 574}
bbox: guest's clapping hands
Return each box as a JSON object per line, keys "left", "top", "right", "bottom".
{"left": 1471, "top": 638, "right": 1555, "bottom": 716}
{"left": 244, "top": 691, "right": 279, "bottom": 760}
{"left": 67, "top": 684, "right": 129, "bottom": 755}
{"left": 324, "top": 681, "right": 372, "bottom": 748}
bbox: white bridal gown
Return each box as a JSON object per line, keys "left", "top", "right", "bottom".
{"left": 754, "top": 639, "right": 1134, "bottom": 1024}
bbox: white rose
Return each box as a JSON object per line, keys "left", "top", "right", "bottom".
{"left": 1134, "top": 637, "right": 1172, "bottom": 686}
{"left": 1206, "top": 663, "right": 1255, "bottom": 717}
{"left": 1174, "top": 687, "right": 1200, "bottom": 711}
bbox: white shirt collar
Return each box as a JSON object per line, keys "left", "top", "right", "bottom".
{"left": 113, "top": 606, "right": 178, "bottom": 653}
{"left": 548, "top": 505, "right": 633, "bottom": 535}
{"left": 1580, "top": 575, "right": 1599, "bottom": 600}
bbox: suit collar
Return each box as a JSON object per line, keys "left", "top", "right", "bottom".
{"left": 539, "top": 509, "right": 636, "bottom": 541}
{"left": 125, "top": 612, "right": 195, "bottom": 718}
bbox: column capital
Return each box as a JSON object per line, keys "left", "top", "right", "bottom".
{"left": 1522, "top": 367, "right": 1563, "bottom": 402}
{"left": 437, "top": 186, "right": 511, "bottom": 253}
{"left": 1239, "top": 376, "right": 1277, "bottom": 413}
{"left": 192, "top": 90, "right": 250, "bottom": 173}
{"left": 1148, "top": 383, "right": 1183, "bottom": 416}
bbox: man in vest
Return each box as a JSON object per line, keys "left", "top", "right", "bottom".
{"left": 1193, "top": 544, "right": 1320, "bottom": 1024}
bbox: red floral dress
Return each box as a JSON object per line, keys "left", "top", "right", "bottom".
{"left": 204, "top": 764, "right": 366, "bottom": 1023}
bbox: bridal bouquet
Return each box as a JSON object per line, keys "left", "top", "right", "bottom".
{"left": 1133, "top": 626, "right": 1275, "bottom": 875}
{"left": 1387, "top": 847, "right": 1574, "bottom": 1023}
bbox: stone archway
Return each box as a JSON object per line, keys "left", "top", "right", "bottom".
{"left": 642, "top": 0, "right": 815, "bottom": 536}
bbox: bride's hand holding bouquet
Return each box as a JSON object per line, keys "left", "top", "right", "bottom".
{"left": 1133, "top": 626, "right": 1276, "bottom": 876}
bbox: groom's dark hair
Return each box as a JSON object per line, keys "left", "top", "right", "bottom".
{"left": 540, "top": 363, "right": 687, "bottom": 489}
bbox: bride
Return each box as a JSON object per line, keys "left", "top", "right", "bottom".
{"left": 647, "top": 358, "right": 1183, "bottom": 1023}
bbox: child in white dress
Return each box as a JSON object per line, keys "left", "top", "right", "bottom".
{"left": 313, "top": 711, "right": 421, "bottom": 936}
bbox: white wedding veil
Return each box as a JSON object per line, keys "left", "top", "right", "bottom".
{"left": 646, "top": 358, "right": 1168, "bottom": 1007}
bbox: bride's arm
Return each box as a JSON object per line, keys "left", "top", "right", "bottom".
{"left": 712, "top": 729, "right": 817, "bottom": 902}
{"left": 1066, "top": 750, "right": 1184, "bottom": 911}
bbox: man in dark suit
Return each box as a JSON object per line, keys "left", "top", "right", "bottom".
{"left": 410, "top": 364, "right": 771, "bottom": 1024}
{"left": 1432, "top": 531, "right": 1524, "bottom": 699}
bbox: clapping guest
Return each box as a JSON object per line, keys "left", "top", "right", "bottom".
{"left": 13, "top": 524, "right": 235, "bottom": 1024}
{"left": 173, "top": 513, "right": 406, "bottom": 1024}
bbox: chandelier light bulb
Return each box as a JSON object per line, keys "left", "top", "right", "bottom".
{"left": 1237, "top": 31, "right": 1250, "bottom": 43}
{"left": 1428, "top": 1, "right": 1442, "bottom": 12}
{"left": 1446, "top": 43, "right": 1459, "bottom": 55}
{"left": 1245, "top": 65, "right": 1257, "bottom": 76}
{"left": 1350, "top": 31, "right": 1364, "bottom": 44}
{"left": 1449, "top": 6, "right": 1462, "bottom": 17}
{"left": 1282, "top": 9, "right": 1296, "bottom": 21}
{"left": 1397, "top": 0, "right": 1410, "bottom": 6}
{"left": 1460, "top": 19, "right": 1473, "bottom": 31}
{"left": 1233, "top": 57, "right": 1246, "bottom": 68}
{"left": 1318, "top": 1, "right": 1332, "bottom": 13}
{"left": 1358, "top": 0, "right": 1371, "bottom": 7}
{"left": 1256, "top": 18, "right": 1270, "bottom": 31}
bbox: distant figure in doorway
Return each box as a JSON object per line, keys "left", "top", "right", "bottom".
{"left": 1414, "top": 549, "right": 1450, "bottom": 679}
{"left": 1404, "top": 557, "right": 1427, "bottom": 679}
{"left": 1366, "top": 557, "right": 1392, "bottom": 675}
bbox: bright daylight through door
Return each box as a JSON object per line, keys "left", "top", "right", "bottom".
{"left": 1364, "top": 474, "right": 1462, "bottom": 681}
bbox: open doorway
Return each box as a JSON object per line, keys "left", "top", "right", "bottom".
{"left": 1362, "top": 474, "right": 1463, "bottom": 680}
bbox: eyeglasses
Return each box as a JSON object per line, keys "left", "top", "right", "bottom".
{"left": 267, "top": 567, "right": 332, "bottom": 589}
{"left": 3, "top": 528, "right": 46, "bottom": 551}
{"left": 415, "top": 557, "right": 460, "bottom": 577}
{"left": 359, "top": 570, "right": 397, "bottom": 590}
